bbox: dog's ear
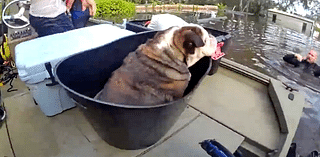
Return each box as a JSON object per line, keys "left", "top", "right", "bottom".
{"left": 183, "top": 31, "right": 204, "bottom": 54}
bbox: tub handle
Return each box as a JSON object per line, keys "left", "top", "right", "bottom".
{"left": 45, "top": 62, "right": 59, "bottom": 86}
{"left": 0, "top": 107, "right": 6, "bottom": 122}
{"left": 70, "top": 98, "right": 87, "bottom": 110}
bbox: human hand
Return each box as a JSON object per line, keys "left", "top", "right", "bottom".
{"left": 82, "top": 0, "right": 96, "bottom": 16}
{"left": 66, "top": 0, "right": 75, "bottom": 11}
{"left": 295, "top": 54, "right": 303, "bottom": 62}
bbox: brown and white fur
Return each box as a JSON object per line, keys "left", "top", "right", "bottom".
{"left": 96, "top": 25, "right": 217, "bottom": 106}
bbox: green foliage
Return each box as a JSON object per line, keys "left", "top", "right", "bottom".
{"left": 150, "top": 0, "right": 162, "bottom": 6}
{"left": 217, "top": 10, "right": 225, "bottom": 16}
{"left": 151, "top": 1, "right": 156, "bottom": 10}
{"left": 315, "top": 26, "right": 320, "bottom": 32}
{"left": 192, "top": 5, "right": 198, "bottom": 12}
{"left": 131, "top": 0, "right": 142, "bottom": 4}
{"left": 177, "top": 3, "right": 182, "bottom": 11}
{"left": 253, "top": 4, "right": 261, "bottom": 16}
{"left": 95, "top": 0, "right": 136, "bottom": 23}
{"left": 217, "top": 3, "right": 226, "bottom": 10}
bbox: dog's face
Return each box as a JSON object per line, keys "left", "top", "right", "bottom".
{"left": 153, "top": 25, "right": 217, "bottom": 67}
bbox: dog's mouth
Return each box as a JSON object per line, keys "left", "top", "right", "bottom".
{"left": 211, "top": 42, "right": 225, "bottom": 60}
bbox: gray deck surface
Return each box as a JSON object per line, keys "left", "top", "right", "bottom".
{"left": 188, "top": 67, "right": 304, "bottom": 157}
{"left": 189, "top": 67, "right": 281, "bottom": 150}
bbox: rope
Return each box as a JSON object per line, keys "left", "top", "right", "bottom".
{"left": 0, "top": 65, "right": 18, "bottom": 92}
{"left": 6, "top": 73, "right": 18, "bottom": 92}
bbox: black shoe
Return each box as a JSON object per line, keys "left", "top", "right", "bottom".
{"left": 286, "top": 143, "right": 297, "bottom": 157}
{"left": 307, "top": 150, "right": 319, "bottom": 157}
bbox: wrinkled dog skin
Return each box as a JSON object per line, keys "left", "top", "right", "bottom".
{"left": 96, "top": 25, "right": 217, "bottom": 106}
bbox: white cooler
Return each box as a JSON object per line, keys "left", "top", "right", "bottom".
{"left": 15, "top": 24, "right": 135, "bottom": 116}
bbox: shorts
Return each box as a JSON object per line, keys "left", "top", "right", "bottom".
{"left": 30, "top": 13, "right": 74, "bottom": 37}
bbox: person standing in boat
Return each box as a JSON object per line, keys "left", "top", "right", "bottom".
{"left": 283, "top": 50, "right": 320, "bottom": 77}
{"left": 29, "top": 0, "right": 96, "bottom": 37}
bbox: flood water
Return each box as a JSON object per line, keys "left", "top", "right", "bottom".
{"left": 134, "top": 11, "right": 320, "bottom": 155}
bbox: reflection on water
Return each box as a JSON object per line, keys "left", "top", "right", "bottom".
{"left": 134, "top": 11, "right": 320, "bottom": 155}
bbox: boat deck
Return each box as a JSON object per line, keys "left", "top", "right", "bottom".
{"left": 0, "top": 63, "right": 304, "bottom": 157}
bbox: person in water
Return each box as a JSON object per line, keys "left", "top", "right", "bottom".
{"left": 283, "top": 50, "right": 320, "bottom": 77}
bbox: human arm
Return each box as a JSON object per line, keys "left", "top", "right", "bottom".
{"left": 283, "top": 54, "right": 301, "bottom": 67}
{"left": 313, "top": 64, "right": 320, "bottom": 77}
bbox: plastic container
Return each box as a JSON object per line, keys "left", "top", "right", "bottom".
{"left": 15, "top": 24, "right": 135, "bottom": 116}
{"left": 55, "top": 31, "right": 212, "bottom": 149}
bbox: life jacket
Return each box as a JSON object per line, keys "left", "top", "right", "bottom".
{"left": 0, "top": 34, "right": 14, "bottom": 67}
{"left": 0, "top": 34, "right": 17, "bottom": 91}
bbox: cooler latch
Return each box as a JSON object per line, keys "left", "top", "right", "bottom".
{"left": 45, "top": 62, "right": 59, "bottom": 86}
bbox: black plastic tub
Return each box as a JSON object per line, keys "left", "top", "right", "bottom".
{"left": 55, "top": 31, "right": 212, "bottom": 150}
{"left": 126, "top": 20, "right": 231, "bottom": 75}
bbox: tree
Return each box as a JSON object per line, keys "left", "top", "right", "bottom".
{"left": 271, "top": 0, "right": 320, "bottom": 17}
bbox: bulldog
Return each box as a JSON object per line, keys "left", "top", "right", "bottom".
{"left": 95, "top": 25, "right": 219, "bottom": 106}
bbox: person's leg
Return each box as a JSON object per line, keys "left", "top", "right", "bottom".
{"left": 70, "top": 0, "right": 90, "bottom": 29}
{"left": 30, "top": 13, "right": 74, "bottom": 37}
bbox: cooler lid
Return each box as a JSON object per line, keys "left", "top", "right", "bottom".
{"left": 15, "top": 24, "right": 135, "bottom": 84}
